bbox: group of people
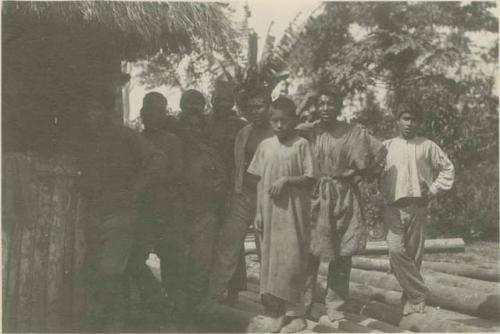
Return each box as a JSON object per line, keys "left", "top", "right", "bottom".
{"left": 80, "top": 81, "right": 455, "bottom": 333}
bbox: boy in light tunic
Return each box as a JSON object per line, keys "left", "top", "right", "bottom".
{"left": 380, "top": 106, "right": 455, "bottom": 315}
{"left": 248, "top": 97, "right": 318, "bottom": 333}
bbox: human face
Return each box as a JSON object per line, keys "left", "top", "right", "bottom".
{"left": 142, "top": 108, "right": 165, "bottom": 131}
{"left": 183, "top": 114, "right": 205, "bottom": 139}
{"left": 270, "top": 107, "right": 296, "bottom": 140}
{"left": 317, "top": 94, "right": 341, "bottom": 124}
{"left": 183, "top": 99, "right": 205, "bottom": 115}
{"left": 246, "top": 97, "right": 269, "bottom": 125}
{"left": 212, "top": 94, "right": 234, "bottom": 117}
{"left": 398, "top": 112, "right": 420, "bottom": 139}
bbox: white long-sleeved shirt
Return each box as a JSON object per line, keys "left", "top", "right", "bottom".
{"left": 380, "top": 136, "right": 455, "bottom": 204}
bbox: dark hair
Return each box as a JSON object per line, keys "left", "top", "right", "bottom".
{"left": 270, "top": 96, "right": 297, "bottom": 118}
{"left": 180, "top": 89, "right": 205, "bottom": 109}
{"left": 143, "top": 92, "right": 167, "bottom": 109}
{"left": 236, "top": 87, "right": 271, "bottom": 107}
{"left": 314, "top": 88, "right": 344, "bottom": 108}
{"left": 394, "top": 104, "right": 423, "bottom": 121}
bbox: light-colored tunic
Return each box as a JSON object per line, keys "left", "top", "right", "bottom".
{"left": 247, "top": 136, "right": 318, "bottom": 303}
{"left": 380, "top": 136, "right": 455, "bottom": 204}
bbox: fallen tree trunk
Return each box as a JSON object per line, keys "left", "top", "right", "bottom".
{"left": 349, "top": 283, "right": 500, "bottom": 332}
{"left": 246, "top": 259, "right": 500, "bottom": 331}
{"left": 245, "top": 238, "right": 464, "bottom": 255}
{"left": 352, "top": 257, "right": 500, "bottom": 284}
{"left": 349, "top": 268, "right": 500, "bottom": 320}
{"left": 359, "top": 300, "right": 500, "bottom": 333}
{"left": 346, "top": 258, "right": 499, "bottom": 293}
{"left": 361, "top": 238, "right": 465, "bottom": 255}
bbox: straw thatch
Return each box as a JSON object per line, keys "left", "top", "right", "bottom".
{"left": 3, "top": 1, "right": 236, "bottom": 57}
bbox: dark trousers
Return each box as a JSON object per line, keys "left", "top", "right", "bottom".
{"left": 86, "top": 211, "right": 137, "bottom": 331}
{"left": 305, "top": 255, "right": 352, "bottom": 312}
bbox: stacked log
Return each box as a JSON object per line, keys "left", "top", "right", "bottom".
{"left": 352, "top": 257, "right": 500, "bottom": 282}
{"left": 346, "top": 268, "right": 500, "bottom": 320}
{"left": 244, "top": 238, "right": 465, "bottom": 255}
{"left": 245, "top": 252, "right": 500, "bottom": 332}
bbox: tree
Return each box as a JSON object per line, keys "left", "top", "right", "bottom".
{"left": 286, "top": 2, "right": 499, "bottom": 240}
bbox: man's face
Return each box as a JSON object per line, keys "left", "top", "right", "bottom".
{"left": 317, "top": 94, "right": 341, "bottom": 123}
{"left": 142, "top": 108, "right": 165, "bottom": 130}
{"left": 183, "top": 113, "right": 205, "bottom": 138}
{"left": 212, "top": 94, "right": 234, "bottom": 117}
{"left": 183, "top": 99, "right": 205, "bottom": 115}
{"left": 398, "top": 112, "right": 420, "bottom": 139}
{"left": 245, "top": 96, "right": 269, "bottom": 125}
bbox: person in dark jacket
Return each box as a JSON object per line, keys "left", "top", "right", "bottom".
{"left": 80, "top": 97, "right": 167, "bottom": 331}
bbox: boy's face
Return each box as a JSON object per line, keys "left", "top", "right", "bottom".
{"left": 212, "top": 94, "right": 234, "bottom": 116}
{"left": 270, "top": 107, "right": 296, "bottom": 139}
{"left": 317, "top": 94, "right": 341, "bottom": 123}
{"left": 246, "top": 96, "right": 269, "bottom": 125}
{"left": 398, "top": 112, "right": 420, "bottom": 139}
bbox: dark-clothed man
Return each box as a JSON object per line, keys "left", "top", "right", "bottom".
{"left": 200, "top": 88, "right": 274, "bottom": 310}
{"left": 80, "top": 97, "right": 167, "bottom": 332}
{"left": 205, "top": 81, "right": 248, "bottom": 305}
{"left": 138, "top": 92, "right": 188, "bottom": 320}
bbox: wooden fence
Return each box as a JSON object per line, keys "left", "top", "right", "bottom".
{"left": 2, "top": 153, "right": 88, "bottom": 332}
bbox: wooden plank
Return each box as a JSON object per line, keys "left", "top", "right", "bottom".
{"left": 28, "top": 173, "right": 52, "bottom": 332}
{"left": 2, "top": 154, "right": 27, "bottom": 331}
{"left": 15, "top": 156, "right": 39, "bottom": 332}
{"left": 71, "top": 197, "right": 88, "bottom": 329}
{"left": 61, "top": 174, "right": 77, "bottom": 331}
{"left": 46, "top": 167, "right": 70, "bottom": 331}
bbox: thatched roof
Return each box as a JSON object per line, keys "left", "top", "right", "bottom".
{"left": 2, "top": 1, "right": 236, "bottom": 57}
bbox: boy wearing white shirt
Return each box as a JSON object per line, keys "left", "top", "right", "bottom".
{"left": 380, "top": 107, "right": 455, "bottom": 315}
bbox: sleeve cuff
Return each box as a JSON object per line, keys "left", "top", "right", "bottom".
{"left": 429, "top": 184, "right": 439, "bottom": 195}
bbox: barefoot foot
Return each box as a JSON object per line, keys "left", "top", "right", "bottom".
{"left": 280, "top": 317, "right": 307, "bottom": 333}
{"left": 270, "top": 315, "right": 288, "bottom": 333}
{"left": 326, "top": 307, "right": 345, "bottom": 322}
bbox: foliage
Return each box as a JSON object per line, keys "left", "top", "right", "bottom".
{"left": 289, "top": 2, "right": 498, "bottom": 240}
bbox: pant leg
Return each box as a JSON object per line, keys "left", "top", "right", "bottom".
{"left": 207, "top": 190, "right": 256, "bottom": 300}
{"left": 227, "top": 246, "right": 247, "bottom": 293}
{"left": 325, "top": 256, "right": 352, "bottom": 309}
{"left": 187, "top": 211, "right": 217, "bottom": 310}
{"left": 284, "top": 299, "right": 306, "bottom": 317}
{"left": 156, "top": 197, "right": 189, "bottom": 314}
{"left": 385, "top": 204, "right": 428, "bottom": 305}
{"left": 158, "top": 222, "right": 189, "bottom": 314}
{"left": 90, "top": 212, "right": 136, "bottom": 331}
{"left": 128, "top": 219, "right": 164, "bottom": 307}
{"left": 303, "top": 254, "right": 320, "bottom": 314}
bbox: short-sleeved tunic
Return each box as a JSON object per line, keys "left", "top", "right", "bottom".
{"left": 297, "top": 121, "right": 386, "bottom": 260}
{"left": 247, "top": 136, "right": 318, "bottom": 303}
